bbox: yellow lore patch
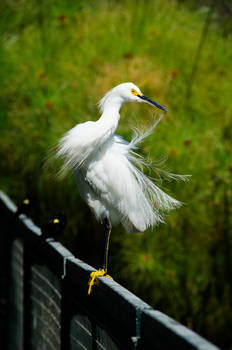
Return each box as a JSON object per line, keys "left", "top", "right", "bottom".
{"left": 131, "top": 88, "right": 142, "bottom": 96}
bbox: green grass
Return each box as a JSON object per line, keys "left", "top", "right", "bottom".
{"left": 0, "top": 0, "right": 232, "bottom": 348}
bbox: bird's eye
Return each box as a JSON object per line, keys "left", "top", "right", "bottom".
{"left": 131, "top": 89, "right": 139, "bottom": 96}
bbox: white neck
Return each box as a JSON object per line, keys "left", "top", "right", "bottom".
{"left": 100, "top": 95, "right": 123, "bottom": 115}
{"left": 98, "top": 95, "right": 124, "bottom": 130}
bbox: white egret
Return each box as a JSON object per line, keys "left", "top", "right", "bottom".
{"left": 53, "top": 82, "right": 188, "bottom": 294}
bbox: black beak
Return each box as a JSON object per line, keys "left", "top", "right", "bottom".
{"left": 138, "top": 95, "right": 168, "bottom": 112}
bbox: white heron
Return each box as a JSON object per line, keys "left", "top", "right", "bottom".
{"left": 53, "top": 82, "right": 188, "bottom": 294}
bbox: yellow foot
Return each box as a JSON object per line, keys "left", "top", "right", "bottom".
{"left": 88, "top": 268, "right": 113, "bottom": 295}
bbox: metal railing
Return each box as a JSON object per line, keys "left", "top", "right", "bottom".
{"left": 0, "top": 190, "right": 220, "bottom": 350}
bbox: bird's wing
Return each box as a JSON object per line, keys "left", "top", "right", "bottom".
{"left": 95, "top": 127, "right": 189, "bottom": 232}
{"left": 54, "top": 120, "right": 114, "bottom": 173}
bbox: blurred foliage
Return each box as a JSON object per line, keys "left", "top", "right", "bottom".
{"left": 179, "top": 0, "right": 232, "bottom": 36}
{"left": 0, "top": 0, "right": 232, "bottom": 348}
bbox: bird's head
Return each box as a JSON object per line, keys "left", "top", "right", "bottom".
{"left": 99, "top": 82, "right": 167, "bottom": 113}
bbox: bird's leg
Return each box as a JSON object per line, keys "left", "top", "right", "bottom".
{"left": 88, "top": 218, "right": 113, "bottom": 295}
{"left": 102, "top": 217, "right": 112, "bottom": 273}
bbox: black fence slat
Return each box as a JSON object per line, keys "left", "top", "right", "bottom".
{"left": 8, "top": 239, "right": 24, "bottom": 350}
{"left": 0, "top": 193, "right": 17, "bottom": 350}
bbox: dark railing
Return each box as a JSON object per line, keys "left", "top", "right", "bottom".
{"left": 0, "top": 190, "right": 220, "bottom": 350}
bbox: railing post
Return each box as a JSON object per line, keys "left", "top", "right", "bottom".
{"left": 60, "top": 258, "right": 71, "bottom": 350}
{"left": 0, "top": 214, "right": 12, "bottom": 349}
{"left": 23, "top": 245, "right": 32, "bottom": 350}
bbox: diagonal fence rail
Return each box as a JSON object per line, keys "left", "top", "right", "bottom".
{"left": 0, "top": 190, "right": 220, "bottom": 350}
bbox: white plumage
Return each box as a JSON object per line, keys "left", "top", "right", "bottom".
{"left": 55, "top": 82, "right": 188, "bottom": 233}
